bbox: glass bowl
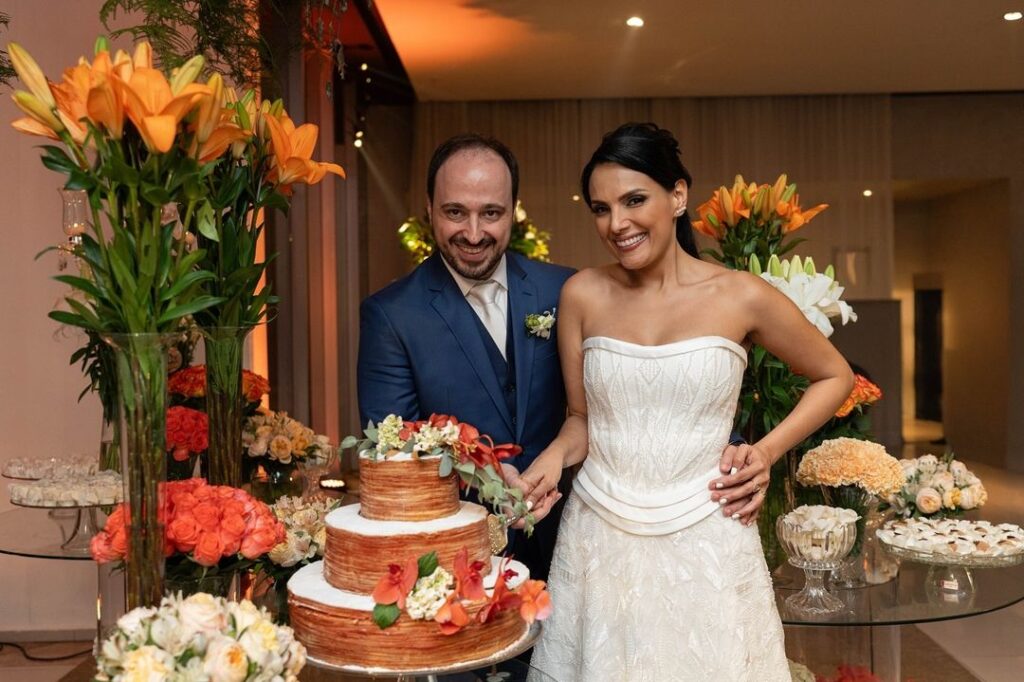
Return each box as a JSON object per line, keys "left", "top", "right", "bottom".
{"left": 777, "top": 515, "right": 858, "bottom": 614}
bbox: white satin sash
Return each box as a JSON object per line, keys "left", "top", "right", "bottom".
{"left": 573, "top": 458, "right": 722, "bottom": 536}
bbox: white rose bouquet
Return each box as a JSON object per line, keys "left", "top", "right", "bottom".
{"left": 888, "top": 452, "right": 987, "bottom": 518}
{"left": 95, "top": 593, "right": 305, "bottom": 681}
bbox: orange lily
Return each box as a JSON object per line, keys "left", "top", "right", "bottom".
{"left": 453, "top": 547, "right": 487, "bottom": 601}
{"left": 776, "top": 194, "right": 828, "bottom": 234}
{"left": 370, "top": 557, "right": 418, "bottom": 609}
{"left": 11, "top": 91, "right": 64, "bottom": 138}
{"left": 434, "top": 593, "right": 470, "bottom": 635}
{"left": 264, "top": 113, "right": 345, "bottom": 192}
{"left": 191, "top": 74, "right": 251, "bottom": 163}
{"left": 517, "top": 579, "right": 552, "bottom": 624}
{"left": 478, "top": 559, "right": 522, "bottom": 624}
{"left": 119, "top": 67, "right": 208, "bottom": 153}
{"left": 8, "top": 43, "right": 56, "bottom": 107}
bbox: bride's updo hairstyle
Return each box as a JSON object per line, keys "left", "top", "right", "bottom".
{"left": 580, "top": 122, "right": 698, "bottom": 259}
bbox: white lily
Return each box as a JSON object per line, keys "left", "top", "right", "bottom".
{"left": 753, "top": 254, "right": 857, "bottom": 338}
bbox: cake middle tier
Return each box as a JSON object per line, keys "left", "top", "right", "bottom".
{"left": 323, "top": 502, "right": 493, "bottom": 594}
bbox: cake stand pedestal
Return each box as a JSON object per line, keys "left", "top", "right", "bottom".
{"left": 301, "top": 623, "right": 553, "bottom": 681}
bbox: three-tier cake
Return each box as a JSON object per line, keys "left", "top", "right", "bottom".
{"left": 288, "top": 453, "right": 537, "bottom": 670}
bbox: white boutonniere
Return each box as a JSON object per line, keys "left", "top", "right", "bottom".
{"left": 525, "top": 308, "right": 556, "bottom": 339}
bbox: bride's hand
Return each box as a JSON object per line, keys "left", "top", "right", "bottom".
{"left": 708, "top": 443, "right": 772, "bottom": 527}
{"left": 515, "top": 450, "right": 564, "bottom": 520}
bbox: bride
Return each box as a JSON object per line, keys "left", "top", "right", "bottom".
{"left": 521, "top": 123, "right": 853, "bottom": 681}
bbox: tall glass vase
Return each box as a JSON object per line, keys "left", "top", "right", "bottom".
{"left": 102, "top": 332, "right": 178, "bottom": 609}
{"left": 203, "top": 326, "right": 251, "bottom": 488}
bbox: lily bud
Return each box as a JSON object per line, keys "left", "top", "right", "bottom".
{"left": 170, "top": 55, "right": 205, "bottom": 95}
{"left": 789, "top": 255, "right": 804, "bottom": 276}
{"left": 94, "top": 36, "right": 110, "bottom": 55}
{"left": 132, "top": 41, "right": 153, "bottom": 69}
{"left": 748, "top": 254, "right": 763, "bottom": 276}
{"left": 8, "top": 43, "right": 56, "bottom": 107}
{"left": 767, "top": 253, "right": 783, "bottom": 277}
{"left": 12, "top": 91, "right": 63, "bottom": 132}
{"left": 802, "top": 256, "right": 817, "bottom": 276}
{"left": 781, "top": 183, "right": 797, "bottom": 202}
{"left": 825, "top": 264, "right": 835, "bottom": 280}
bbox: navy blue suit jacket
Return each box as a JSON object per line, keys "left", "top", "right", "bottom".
{"left": 357, "top": 252, "right": 574, "bottom": 473}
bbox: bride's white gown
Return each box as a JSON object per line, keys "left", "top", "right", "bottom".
{"left": 530, "top": 336, "right": 790, "bottom": 682}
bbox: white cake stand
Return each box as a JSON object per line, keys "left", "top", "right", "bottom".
{"left": 305, "top": 621, "right": 542, "bottom": 681}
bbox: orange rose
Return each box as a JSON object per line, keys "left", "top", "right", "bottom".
{"left": 193, "top": 531, "right": 224, "bottom": 566}
{"left": 168, "top": 514, "right": 202, "bottom": 552}
{"left": 192, "top": 502, "right": 221, "bottom": 531}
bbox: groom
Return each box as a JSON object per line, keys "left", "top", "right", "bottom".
{"left": 357, "top": 134, "right": 573, "bottom": 580}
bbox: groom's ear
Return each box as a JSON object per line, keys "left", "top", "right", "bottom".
{"left": 425, "top": 194, "right": 433, "bottom": 219}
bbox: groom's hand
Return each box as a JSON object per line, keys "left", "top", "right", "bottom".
{"left": 709, "top": 443, "right": 771, "bottom": 527}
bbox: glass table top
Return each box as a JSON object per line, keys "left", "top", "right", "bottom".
{"left": 0, "top": 507, "right": 103, "bottom": 560}
{"left": 775, "top": 559, "right": 1024, "bottom": 626}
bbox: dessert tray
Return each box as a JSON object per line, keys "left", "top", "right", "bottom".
{"left": 8, "top": 471, "right": 122, "bottom": 508}
{"left": 877, "top": 518, "right": 1024, "bottom": 567}
{"left": 305, "top": 621, "right": 540, "bottom": 677}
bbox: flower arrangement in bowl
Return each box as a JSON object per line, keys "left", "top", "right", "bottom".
{"left": 343, "top": 413, "right": 534, "bottom": 533}
{"left": 94, "top": 592, "right": 306, "bottom": 681}
{"left": 90, "top": 478, "right": 285, "bottom": 596}
{"left": 253, "top": 495, "right": 341, "bottom": 622}
{"left": 796, "top": 438, "right": 905, "bottom": 588}
{"left": 887, "top": 452, "right": 987, "bottom": 518}
{"left": 244, "top": 409, "right": 333, "bottom": 502}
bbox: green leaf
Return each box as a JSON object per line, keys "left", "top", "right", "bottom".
{"left": 48, "top": 309, "right": 90, "bottom": 330}
{"left": 438, "top": 455, "right": 453, "bottom": 477}
{"left": 53, "top": 275, "right": 102, "bottom": 300}
{"left": 372, "top": 603, "right": 400, "bottom": 629}
{"left": 157, "top": 296, "right": 224, "bottom": 326}
{"left": 417, "top": 551, "right": 438, "bottom": 578}
{"left": 340, "top": 436, "right": 357, "bottom": 449}
{"left": 160, "top": 270, "right": 215, "bottom": 303}
{"left": 196, "top": 202, "right": 218, "bottom": 242}
{"left": 40, "top": 145, "right": 77, "bottom": 173}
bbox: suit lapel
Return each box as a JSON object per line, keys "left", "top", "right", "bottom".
{"left": 507, "top": 255, "right": 536, "bottom": 443}
{"left": 426, "top": 255, "right": 514, "bottom": 434}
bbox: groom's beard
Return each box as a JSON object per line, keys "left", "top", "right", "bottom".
{"left": 439, "top": 236, "right": 504, "bottom": 280}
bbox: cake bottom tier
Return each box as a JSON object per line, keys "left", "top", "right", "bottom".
{"left": 288, "top": 559, "right": 529, "bottom": 671}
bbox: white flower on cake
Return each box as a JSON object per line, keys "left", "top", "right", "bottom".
{"left": 406, "top": 566, "right": 454, "bottom": 621}
{"left": 375, "top": 414, "right": 407, "bottom": 455}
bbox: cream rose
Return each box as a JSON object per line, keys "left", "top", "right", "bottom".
{"left": 270, "top": 435, "right": 293, "bottom": 463}
{"left": 960, "top": 484, "right": 988, "bottom": 510}
{"left": 229, "top": 600, "right": 264, "bottom": 634}
{"left": 248, "top": 438, "right": 269, "bottom": 457}
{"left": 915, "top": 487, "right": 943, "bottom": 515}
{"left": 917, "top": 454, "right": 939, "bottom": 475}
{"left": 120, "top": 645, "right": 174, "bottom": 682}
{"left": 203, "top": 636, "right": 249, "bottom": 682}
{"left": 285, "top": 638, "right": 307, "bottom": 678}
{"left": 931, "top": 471, "right": 956, "bottom": 493}
{"left": 238, "top": 618, "right": 280, "bottom": 669}
{"left": 116, "top": 606, "right": 158, "bottom": 636}
{"left": 179, "top": 593, "right": 228, "bottom": 640}
{"left": 942, "top": 487, "right": 962, "bottom": 509}
{"left": 949, "top": 460, "right": 970, "bottom": 486}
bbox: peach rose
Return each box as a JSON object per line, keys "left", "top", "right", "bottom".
{"left": 915, "top": 487, "right": 942, "bottom": 515}
{"left": 168, "top": 515, "right": 202, "bottom": 552}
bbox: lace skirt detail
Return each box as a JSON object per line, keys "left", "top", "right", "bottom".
{"left": 529, "top": 492, "right": 790, "bottom": 682}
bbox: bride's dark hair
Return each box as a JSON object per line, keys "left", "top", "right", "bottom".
{"left": 580, "top": 123, "right": 698, "bottom": 258}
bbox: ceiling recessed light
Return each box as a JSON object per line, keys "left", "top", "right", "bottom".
{"left": 626, "top": 16, "right": 644, "bottom": 28}
{"left": 571, "top": 194, "right": 581, "bottom": 202}
{"left": 862, "top": 189, "right": 873, "bottom": 197}
{"left": 360, "top": 63, "right": 369, "bottom": 71}
{"left": 354, "top": 138, "right": 363, "bottom": 148}
{"left": 1005, "top": 11, "right": 1023, "bottom": 21}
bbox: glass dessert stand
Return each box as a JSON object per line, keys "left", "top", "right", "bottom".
{"left": 301, "top": 623, "right": 553, "bottom": 682}
{"left": 776, "top": 515, "right": 857, "bottom": 615}
{"left": 9, "top": 500, "right": 108, "bottom": 554}
{"left": 776, "top": 558, "right": 1024, "bottom": 680}
{"left": 880, "top": 542, "right": 1024, "bottom": 605}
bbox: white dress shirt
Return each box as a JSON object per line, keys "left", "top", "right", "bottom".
{"left": 442, "top": 255, "right": 509, "bottom": 358}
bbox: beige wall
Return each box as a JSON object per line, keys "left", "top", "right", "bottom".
{"left": 894, "top": 182, "right": 1012, "bottom": 467}
{"left": 0, "top": 0, "right": 125, "bottom": 636}
{"left": 891, "top": 94, "right": 1024, "bottom": 469}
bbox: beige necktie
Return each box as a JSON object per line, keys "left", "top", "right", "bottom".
{"left": 467, "top": 279, "right": 507, "bottom": 359}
